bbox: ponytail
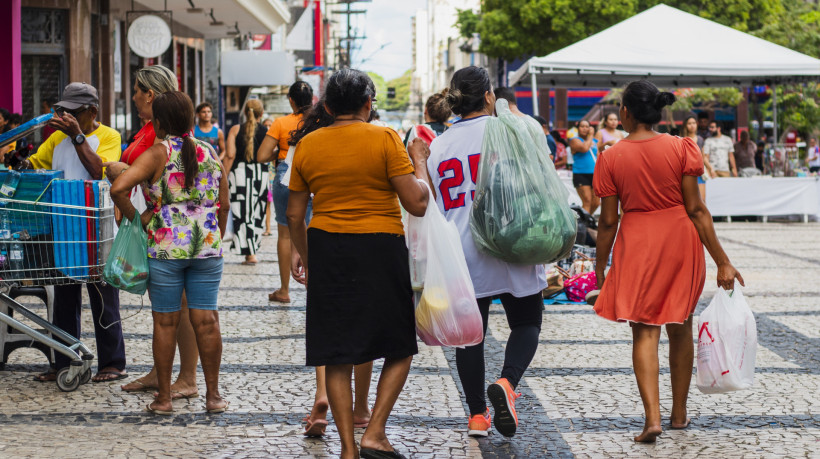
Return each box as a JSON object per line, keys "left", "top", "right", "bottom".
{"left": 243, "top": 99, "right": 264, "bottom": 162}
{"left": 180, "top": 134, "right": 197, "bottom": 188}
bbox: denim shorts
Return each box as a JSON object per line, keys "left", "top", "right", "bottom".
{"left": 147, "top": 257, "right": 223, "bottom": 313}
{"left": 273, "top": 162, "right": 313, "bottom": 226}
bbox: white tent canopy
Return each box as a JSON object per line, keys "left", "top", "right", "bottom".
{"left": 509, "top": 4, "right": 820, "bottom": 89}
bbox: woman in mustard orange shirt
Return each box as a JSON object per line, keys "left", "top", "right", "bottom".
{"left": 257, "top": 81, "right": 313, "bottom": 303}
{"left": 287, "top": 69, "right": 430, "bottom": 459}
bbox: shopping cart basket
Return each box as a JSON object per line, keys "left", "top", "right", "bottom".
{"left": 0, "top": 181, "right": 114, "bottom": 392}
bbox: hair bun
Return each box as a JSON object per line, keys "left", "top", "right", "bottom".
{"left": 655, "top": 91, "right": 676, "bottom": 109}
{"left": 445, "top": 88, "right": 464, "bottom": 109}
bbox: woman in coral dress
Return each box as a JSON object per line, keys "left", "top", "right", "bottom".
{"left": 593, "top": 80, "right": 744, "bottom": 443}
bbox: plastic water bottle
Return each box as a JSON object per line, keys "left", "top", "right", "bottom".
{"left": 8, "top": 233, "right": 24, "bottom": 278}
{"left": 0, "top": 209, "right": 10, "bottom": 269}
{"left": 0, "top": 170, "right": 21, "bottom": 198}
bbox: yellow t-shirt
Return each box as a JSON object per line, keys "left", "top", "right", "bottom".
{"left": 289, "top": 123, "right": 415, "bottom": 235}
{"left": 29, "top": 124, "right": 121, "bottom": 178}
{"left": 266, "top": 113, "right": 303, "bottom": 160}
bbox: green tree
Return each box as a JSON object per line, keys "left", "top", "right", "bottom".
{"left": 752, "top": 0, "right": 820, "bottom": 58}
{"left": 639, "top": 0, "right": 783, "bottom": 32}
{"left": 383, "top": 70, "right": 412, "bottom": 112}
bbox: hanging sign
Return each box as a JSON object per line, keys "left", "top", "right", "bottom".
{"left": 127, "top": 15, "right": 172, "bottom": 58}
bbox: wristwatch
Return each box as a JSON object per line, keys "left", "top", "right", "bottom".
{"left": 72, "top": 134, "right": 86, "bottom": 146}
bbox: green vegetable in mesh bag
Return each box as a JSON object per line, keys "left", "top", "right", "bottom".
{"left": 470, "top": 99, "right": 576, "bottom": 264}
{"left": 103, "top": 212, "right": 149, "bottom": 295}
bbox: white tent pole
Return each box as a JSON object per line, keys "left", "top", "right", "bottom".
{"left": 531, "top": 70, "right": 539, "bottom": 116}
{"left": 772, "top": 85, "right": 778, "bottom": 142}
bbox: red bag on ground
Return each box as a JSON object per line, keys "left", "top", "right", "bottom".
{"left": 564, "top": 272, "right": 597, "bottom": 303}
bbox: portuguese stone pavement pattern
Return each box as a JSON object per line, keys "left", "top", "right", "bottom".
{"left": 0, "top": 223, "right": 818, "bottom": 458}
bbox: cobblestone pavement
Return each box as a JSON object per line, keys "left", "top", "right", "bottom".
{"left": 0, "top": 223, "right": 819, "bottom": 458}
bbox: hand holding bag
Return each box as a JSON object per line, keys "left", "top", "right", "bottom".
{"left": 103, "top": 212, "right": 149, "bottom": 295}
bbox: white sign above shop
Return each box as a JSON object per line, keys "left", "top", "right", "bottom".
{"left": 127, "top": 15, "right": 172, "bottom": 58}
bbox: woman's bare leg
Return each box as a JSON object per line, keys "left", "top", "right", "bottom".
{"left": 149, "top": 310, "right": 180, "bottom": 412}
{"left": 577, "top": 186, "right": 594, "bottom": 215}
{"left": 360, "top": 356, "right": 412, "bottom": 453}
{"left": 666, "top": 315, "right": 694, "bottom": 428}
{"left": 309, "top": 366, "right": 329, "bottom": 421}
{"left": 269, "top": 224, "right": 291, "bottom": 302}
{"left": 631, "top": 322, "right": 663, "bottom": 443}
{"left": 170, "top": 293, "right": 199, "bottom": 397}
{"left": 353, "top": 361, "right": 373, "bottom": 425}
{"left": 326, "top": 364, "right": 356, "bottom": 459}
{"left": 188, "top": 309, "right": 226, "bottom": 412}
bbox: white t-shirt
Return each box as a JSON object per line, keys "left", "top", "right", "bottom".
{"left": 427, "top": 115, "right": 546, "bottom": 299}
{"left": 808, "top": 145, "right": 820, "bottom": 168}
{"left": 703, "top": 135, "right": 734, "bottom": 172}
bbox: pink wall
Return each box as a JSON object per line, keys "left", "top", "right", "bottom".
{"left": 0, "top": 0, "right": 22, "bottom": 113}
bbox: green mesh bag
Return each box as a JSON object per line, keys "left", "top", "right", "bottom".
{"left": 469, "top": 99, "right": 576, "bottom": 264}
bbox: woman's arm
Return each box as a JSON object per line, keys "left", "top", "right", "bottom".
{"left": 217, "top": 160, "right": 230, "bottom": 237}
{"left": 595, "top": 196, "right": 619, "bottom": 288}
{"left": 256, "top": 135, "right": 279, "bottom": 164}
{"left": 286, "top": 190, "right": 310, "bottom": 285}
{"left": 107, "top": 145, "right": 164, "bottom": 225}
{"left": 569, "top": 135, "right": 594, "bottom": 154}
{"left": 217, "top": 129, "right": 226, "bottom": 159}
{"left": 223, "top": 125, "right": 239, "bottom": 172}
{"left": 682, "top": 175, "right": 744, "bottom": 289}
{"left": 728, "top": 148, "right": 738, "bottom": 177}
{"left": 391, "top": 138, "right": 431, "bottom": 217}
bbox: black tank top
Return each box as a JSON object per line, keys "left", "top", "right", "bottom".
{"left": 233, "top": 122, "right": 268, "bottom": 170}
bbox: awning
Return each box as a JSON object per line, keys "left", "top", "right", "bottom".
{"left": 509, "top": 4, "right": 820, "bottom": 88}
{"left": 221, "top": 51, "right": 295, "bottom": 86}
{"left": 133, "top": 0, "right": 291, "bottom": 39}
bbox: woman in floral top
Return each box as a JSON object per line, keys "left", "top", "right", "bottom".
{"left": 110, "top": 91, "right": 230, "bottom": 415}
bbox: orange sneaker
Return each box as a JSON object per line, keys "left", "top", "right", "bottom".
{"left": 467, "top": 409, "right": 491, "bottom": 437}
{"left": 486, "top": 378, "right": 521, "bottom": 437}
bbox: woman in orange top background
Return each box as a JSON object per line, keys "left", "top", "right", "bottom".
{"left": 593, "top": 80, "right": 743, "bottom": 443}
{"left": 257, "top": 81, "right": 314, "bottom": 303}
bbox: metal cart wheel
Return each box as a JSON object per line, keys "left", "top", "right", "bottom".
{"left": 80, "top": 369, "right": 92, "bottom": 385}
{"left": 56, "top": 368, "right": 81, "bottom": 392}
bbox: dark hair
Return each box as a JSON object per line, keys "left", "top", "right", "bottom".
{"left": 681, "top": 115, "right": 697, "bottom": 137}
{"left": 621, "top": 80, "right": 675, "bottom": 126}
{"left": 195, "top": 102, "right": 212, "bottom": 113}
{"left": 289, "top": 98, "right": 335, "bottom": 146}
{"left": 9, "top": 113, "right": 22, "bottom": 125}
{"left": 0, "top": 108, "right": 9, "bottom": 122}
{"left": 697, "top": 111, "right": 710, "bottom": 120}
{"left": 425, "top": 93, "right": 451, "bottom": 123}
{"left": 493, "top": 87, "right": 517, "bottom": 106}
{"left": 324, "top": 69, "right": 375, "bottom": 116}
{"left": 446, "top": 66, "right": 491, "bottom": 116}
{"left": 577, "top": 119, "right": 591, "bottom": 128}
{"left": 288, "top": 81, "right": 314, "bottom": 115}
{"left": 533, "top": 115, "right": 548, "bottom": 127}
{"left": 550, "top": 130, "right": 569, "bottom": 147}
{"left": 152, "top": 91, "right": 198, "bottom": 189}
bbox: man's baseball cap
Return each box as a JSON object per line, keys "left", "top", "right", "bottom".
{"left": 55, "top": 82, "right": 99, "bottom": 110}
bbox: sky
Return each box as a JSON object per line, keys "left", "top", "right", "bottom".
{"left": 346, "top": 0, "right": 427, "bottom": 81}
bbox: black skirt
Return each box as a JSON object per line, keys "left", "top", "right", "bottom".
{"left": 305, "top": 228, "right": 418, "bottom": 366}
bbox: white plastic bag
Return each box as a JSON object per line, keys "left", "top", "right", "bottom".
{"left": 696, "top": 282, "right": 757, "bottom": 393}
{"left": 404, "top": 181, "right": 483, "bottom": 347}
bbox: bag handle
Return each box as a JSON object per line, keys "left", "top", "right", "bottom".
{"left": 555, "top": 266, "right": 571, "bottom": 279}
{"left": 573, "top": 250, "right": 593, "bottom": 261}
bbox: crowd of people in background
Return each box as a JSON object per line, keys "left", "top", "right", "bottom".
{"left": 0, "top": 62, "right": 809, "bottom": 459}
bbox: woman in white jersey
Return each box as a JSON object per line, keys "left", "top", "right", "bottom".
{"left": 427, "top": 66, "right": 546, "bottom": 438}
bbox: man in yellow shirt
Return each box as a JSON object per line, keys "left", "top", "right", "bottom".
{"left": 21, "top": 83, "right": 128, "bottom": 384}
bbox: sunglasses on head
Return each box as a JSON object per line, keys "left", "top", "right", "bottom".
{"left": 54, "top": 105, "right": 89, "bottom": 117}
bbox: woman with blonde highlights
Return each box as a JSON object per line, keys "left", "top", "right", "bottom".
{"left": 224, "top": 99, "right": 269, "bottom": 264}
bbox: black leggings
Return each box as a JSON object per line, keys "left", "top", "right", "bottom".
{"left": 455, "top": 292, "right": 543, "bottom": 416}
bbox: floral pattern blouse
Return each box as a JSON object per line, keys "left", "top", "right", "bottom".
{"left": 143, "top": 136, "right": 223, "bottom": 259}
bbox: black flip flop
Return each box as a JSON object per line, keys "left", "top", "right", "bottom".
{"left": 92, "top": 370, "right": 128, "bottom": 383}
{"left": 360, "top": 448, "right": 407, "bottom": 459}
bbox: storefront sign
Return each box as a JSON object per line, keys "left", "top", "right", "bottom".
{"left": 127, "top": 15, "right": 172, "bottom": 58}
